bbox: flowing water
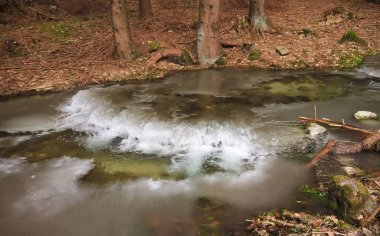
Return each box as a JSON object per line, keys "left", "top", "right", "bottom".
{"left": 0, "top": 57, "right": 380, "bottom": 235}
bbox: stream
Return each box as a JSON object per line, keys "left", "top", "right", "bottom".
{"left": 0, "top": 56, "right": 380, "bottom": 235}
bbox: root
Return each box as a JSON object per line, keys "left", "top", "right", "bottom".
{"left": 147, "top": 48, "right": 194, "bottom": 68}
{"left": 221, "top": 41, "right": 243, "bottom": 48}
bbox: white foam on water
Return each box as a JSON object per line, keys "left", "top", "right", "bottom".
{"left": 56, "top": 88, "right": 269, "bottom": 175}
{"left": 359, "top": 55, "right": 380, "bottom": 78}
{"left": 12, "top": 157, "right": 94, "bottom": 217}
{"left": 0, "top": 157, "right": 27, "bottom": 177}
{"left": 359, "top": 66, "right": 380, "bottom": 78}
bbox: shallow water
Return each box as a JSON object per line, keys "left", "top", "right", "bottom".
{"left": 0, "top": 58, "right": 380, "bottom": 235}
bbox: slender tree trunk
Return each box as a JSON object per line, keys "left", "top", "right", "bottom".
{"left": 138, "top": 0, "right": 153, "bottom": 19}
{"left": 248, "top": 0, "right": 270, "bottom": 38}
{"left": 197, "top": 0, "right": 221, "bottom": 65}
{"left": 111, "top": 0, "right": 135, "bottom": 59}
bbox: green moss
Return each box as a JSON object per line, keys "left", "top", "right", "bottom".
{"left": 328, "top": 175, "right": 371, "bottom": 224}
{"left": 215, "top": 57, "right": 226, "bottom": 66}
{"left": 248, "top": 48, "right": 261, "bottom": 61}
{"left": 338, "top": 52, "right": 363, "bottom": 68}
{"left": 339, "top": 30, "right": 366, "bottom": 45}
{"left": 38, "top": 21, "right": 75, "bottom": 40}
{"left": 147, "top": 40, "right": 160, "bottom": 52}
{"left": 9, "top": 48, "right": 27, "bottom": 57}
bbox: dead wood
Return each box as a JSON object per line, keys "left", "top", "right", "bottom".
{"left": 362, "top": 130, "right": 380, "bottom": 151}
{"left": 307, "top": 139, "right": 336, "bottom": 168}
{"left": 306, "top": 130, "right": 380, "bottom": 168}
{"left": 299, "top": 116, "right": 373, "bottom": 135}
{"left": 333, "top": 142, "right": 363, "bottom": 155}
{"left": 147, "top": 48, "right": 194, "bottom": 68}
{"left": 221, "top": 41, "right": 243, "bottom": 47}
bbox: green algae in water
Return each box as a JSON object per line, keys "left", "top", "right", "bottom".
{"left": 298, "top": 185, "right": 327, "bottom": 202}
{"left": 246, "top": 74, "right": 360, "bottom": 104}
{"left": 1, "top": 130, "right": 90, "bottom": 162}
{"left": 1, "top": 131, "right": 185, "bottom": 184}
{"left": 82, "top": 153, "right": 185, "bottom": 184}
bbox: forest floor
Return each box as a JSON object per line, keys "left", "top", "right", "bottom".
{"left": 0, "top": 0, "right": 379, "bottom": 96}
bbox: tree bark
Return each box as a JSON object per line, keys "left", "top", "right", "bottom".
{"left": 111, "top": 0, "right": 135, "bottom": 60}
{"left": 138, "top": 0, "right": 153, "bottom": 19}
{"left": 197, "top": 0, "right": 221, "bottom": 65}
{"left": 248, "top": 0, "right": 270, "bottom": 38}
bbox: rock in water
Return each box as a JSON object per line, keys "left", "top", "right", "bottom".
{"left": 342, "top": 166, "right": 364, "bottom": 176}
{"left": 308, "top": 123, "right": 327, "bottom": 138}
{"left": 328, "top": 176, "right": 376, "bottom": 225}
{"left": 275, "top": 46, "right": 290, "bottom": 56}
{"left": 354, "top": 111, "right": 378, "bottom": 120}
{"left": 292, "top": 123, "right": 328, "bottom": 154}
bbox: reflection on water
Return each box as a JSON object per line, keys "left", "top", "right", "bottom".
{"left": 0, "top": 157, "right": 308, "bottom": 236}
{"left": 0, "top": 62, "right": 379, "bottom": 235}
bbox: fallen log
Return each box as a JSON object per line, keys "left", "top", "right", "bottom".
{"left": 306, "top": 139, "right": 336, "bottom": 168}
{"left": 332, "top": 142, "right": 363, "bottom": 155}
{"left": 305, "top": 129, "right": 380, "bottom": 167}
{"left": 299, "top": 116, "right": 373, "bottom": 135}
{"left": 362, "top": 130, "right": 380, "bottom": 151}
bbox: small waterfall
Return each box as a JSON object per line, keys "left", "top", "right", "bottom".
{"left": 56, "top": 88, "right": 269, "bottom": 175}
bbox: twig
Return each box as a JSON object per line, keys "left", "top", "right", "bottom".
{"left": 311, "top": 231, "right": 347, "bottom": 236}
{"left": 364, "top": 205, "right": 380, "bottom": 225}
{"left": 271, "top": 218, "right": 308, "bottom": 229}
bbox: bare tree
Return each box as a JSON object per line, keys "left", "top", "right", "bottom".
{"left": 197, "top": 0, "right": 221, "bottom": 65}
{"left": 138, "top": 0, "right": 153, "bottom": 19}
{"left": 248, "top": 0, "right": 271, "bottom": 38}
{"left": 111, "top": 0, "right": 135, "bottom": 59}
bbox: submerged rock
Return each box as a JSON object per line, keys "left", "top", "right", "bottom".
{"left": 292, "top": 137, "right": 317, "bottom": 154}
{"left": 353, "top": 111, "right": 378, "bottom": 120}
{"left": 342, "top": 166, "right": 365, "bottom": 176}
{"left": 328, "top": 175, "right": 376, "bottom": 225}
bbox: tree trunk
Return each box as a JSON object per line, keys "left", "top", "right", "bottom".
{"left": 138, "top": 0, "right": 153, "bottom": 19}
{"left": 111, "top": 0, "right": 135, "bottom": 60}
{"left": 197, "top": 0, "right": 221, "bottom": 65}
{"left": 248, "top": 0, "right": 270, "bottom": 38}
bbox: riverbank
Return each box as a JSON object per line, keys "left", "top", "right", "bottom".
{"left": 0, "top": 0, "right": 379, "bottom": 97}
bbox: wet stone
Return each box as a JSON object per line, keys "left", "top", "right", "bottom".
{"left": 328, "top": 175, "right": 376, "bottom": 225}
{"left": 353, "top": 111, "right": 378, "bottom": 120}
{"left": 307, "top": 123, "right": 327, "bottom": 139}
{"left": 342, "top": 166, "right": 364, "bottom": 176}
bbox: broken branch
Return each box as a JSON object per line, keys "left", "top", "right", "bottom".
{"left": 299, "top": 116, "right": 373, "bottom": 135}
{"left": 221, "top": 41, "right": 242, "bottom": 48}
{"left": 306, "top": 139, "right": 336, "bottom": 168}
